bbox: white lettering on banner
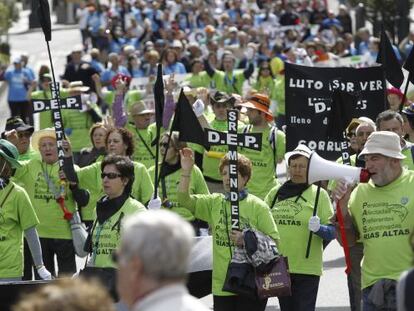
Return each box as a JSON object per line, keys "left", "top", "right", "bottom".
{"left": 289, "top": 79, "right": 324, "bottom": 90}
{"left": 207, "top": 131, "right": 220, "bottom": 144}
{"left": 33, "top": 101, "right": 45, "bottom": 112}
{"left": 227, "top": 133, "right": 237, "bottom": 145}
{"left": 307, "top": 98, "right": 331, "bottom": 114}
{"left": 299, "top": 140, "right": 343, "bottom": 152}
{"left": 66, "top": 97, "right": 77, "bottom": 108}
{"left": 244, "top": 136, "right": 258, "bottom": 148}
{"left": 290, "top": 116, "right": 312, "bottom": 124}
{"left": 228, "top": 150, "right": 237, "bottom": 161}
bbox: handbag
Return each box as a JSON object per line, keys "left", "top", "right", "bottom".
{"left": 255, "top": 256, "right": 291, "bottom": 299}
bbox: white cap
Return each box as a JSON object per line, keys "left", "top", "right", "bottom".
{"left": 358, "top": 131, "right": 405, "bottom": 160}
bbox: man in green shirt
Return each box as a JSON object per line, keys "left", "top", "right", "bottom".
{"left": 237, "top": 93, "right": 286, "bottom": 200}
{"left": 376, "top": 110, "right": 414, "bottom": 171}
{"left": 337, "top": 131, "right": 414, "bottom": 310}
{"left": 125, "top": 102, "right": 157, "bottom": 169}
{"left": 1, "top": 117, "right": 38, "bottom": 161}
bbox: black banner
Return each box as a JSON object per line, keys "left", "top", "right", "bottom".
{"left": 32, "top": 95, "right": 82, "bottom": 112}
{"left": 285, "top": 63, "right": 386, "bottom": 160}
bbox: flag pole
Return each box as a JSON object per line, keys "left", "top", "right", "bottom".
{"left": 400, "top": 72, "right": 411, "bottom": 113}
{"left": 305, "top": 181, "right": 321, "bottom": 258}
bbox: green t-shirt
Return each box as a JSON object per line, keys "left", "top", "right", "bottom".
{"left": 126, "top": 122, "right": 157, "bottom": 169}
{"left": 213, "top": 70, "right": 246, "bottom": 95}
{"left": 148, "top": 164, "right": 209, "bottom": 221}
{"left": 349, "top": 169, "right": 414, "bottom": 289}
{"left": 177, "top": 192, "right": 279, "bottom": 296}
{"left": 18, "top": 147, "right": 39, "bottom": 161}
{"left": 77, "top": 160, "right": 153, "bottom": 218}
{"left": 92, "top": 197, "right": 146, "bottom": 268}
{"left": 402, "top": 144, "right": 414, "bottom": 171}
{"left": 62, "top": 109, "right": 95, "bottom": 153}
{"left": 0, "top": 182, "right": 39, "bottom": 278}
{"left": 265, "top": 184, "right": 333, "bottom": 276}
{"left": 12, "top": 159, "right": 77, "bottom": 239}
{"left": 240, "top": 125, "right": 286, "bottom": 200}
{"left": 184, "top": 71, "right": 211, "bottom": 88}
{"left": 274, "top": 75, "right": 285, "bottom": 116}
{"left": 31, "top": 89, "right": 69, "bottom": 129}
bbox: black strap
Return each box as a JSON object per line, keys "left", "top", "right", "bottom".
{"left": 135, "top": 128, "right": 155, "bottom": 159}
{"left": 0, "top": 184, "right": 15, "bottom": 209}
{"left": 160, "top": 177, "right": 167, "bottom": 202}
{"left": 411, "top": 145, "right": 414, "bottom": 164}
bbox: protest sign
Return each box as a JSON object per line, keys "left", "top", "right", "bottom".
{"left": 285, "top": 63, "right": 386, "bottom": 160}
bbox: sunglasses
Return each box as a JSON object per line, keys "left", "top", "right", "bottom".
{"left": 101, "top": 172, "right": 122, "bottom": 179}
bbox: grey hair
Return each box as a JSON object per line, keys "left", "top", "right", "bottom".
{"left": 121, "top": 210, "right": 194, "bottom": 281}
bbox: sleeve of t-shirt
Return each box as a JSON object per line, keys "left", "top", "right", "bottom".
{"left": 192, "top": 166, "right": 210, "bottom": 195}
{"left": 276, "top": 130, "right": 286, "bottom": 163}
{"left": 255, "top": 200, "right": 280, "bottom": 241}
{"left": 12, "top": 161, "right": 30, "bottom": 184}
{"left": 4, "top": 70, "right": 12, "bottom": 82}
{"left": 318, "top": 188, "right": 334, "bottom": 225}
{"left": 77, "top": 162, "right": 101, "bottom": 193}
{"left": 17, "top": 188, "right": 39, "bottom": 231}
{"left": 264, "top": 185, "right": 280, "bottom": 209}
{"left": 133, "top": 164, "right": 154, "bottom": 204}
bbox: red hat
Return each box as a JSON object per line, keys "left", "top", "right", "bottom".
{"left": 238, "top": 93, "right": 273, "bottom": 122}
{"left": 387, "top": 87, "right": 404, "bottom": 99}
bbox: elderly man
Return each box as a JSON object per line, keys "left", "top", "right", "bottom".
{"left": 115, "top": 210, "right": 209, "bottom": 311}
{"left": 376, "top": 110, "right": 414, "bottom": 170}
{"left": 337, "top": 131, "right": 414, "bottom": 311}
{"left": 1, "top": 117, "right": 37, "bottom": 160}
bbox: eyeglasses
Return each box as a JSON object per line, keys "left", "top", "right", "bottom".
{"left": 101, "top": 172, "right": 122, "bottom": 179}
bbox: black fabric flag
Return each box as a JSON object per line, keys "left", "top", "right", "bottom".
{"left": 327, "top": 90, "right": 357, "bottom": 140}
{"left": 403, "top": 45, "right": 414, "bottom": 84}
{"left": 154, "top": 64, "right": 164, "bottom": 130}
{"left": 171, "top": 90, "right": 210, "bottom": 150}
{"left": 376, "top": 28, "right": 404, "bottom": 88}
{"left": 36, "top": 0, "right": 52, "bottom": 41}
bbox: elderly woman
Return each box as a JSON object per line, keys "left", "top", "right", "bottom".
{"left": 147, "top": 132, "right": 209, "bottom": 235}
{"left": 178, "top": 148, "right": 279, "bottom": 311}
{"left": 264, "top": 144, "right": 335, "bottom": 311}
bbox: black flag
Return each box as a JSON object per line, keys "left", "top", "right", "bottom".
{"left": 327, "top": 90, "right": 358, "bottom": 140}
{"left": 403, "top": 46, "right": 414, "bottom": 84}
{"left": 36, "top": 0, "right": 52, "bottom": 41}
{"left": 171, "top": 90, "right": 209, "bottom": 150}
{"left": 376, "top": 28, "right": 404, "bottom": 88}
{"left": 153, "top": 64, "right": 164, "bottom": 137}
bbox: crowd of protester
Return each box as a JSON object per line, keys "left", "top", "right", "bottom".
{"left": 0, "top": 0, "right": 414, "bottom": 311}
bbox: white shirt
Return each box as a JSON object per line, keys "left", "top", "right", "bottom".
{"left": 132, "top": 284, "right": 209, "bottom": 311}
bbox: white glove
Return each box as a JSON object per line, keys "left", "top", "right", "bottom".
{"left": 245, "top": 47, "right": 255, "bottom": 61}
{"left": 308, "top": 216, "right": 321, "bottom": 233}
{"left": 37, "top": 265, "right": 52, "bottom": 280}
{"left": 192, "top": 99, "right": 205, "bottom": 117}
{"left": 148, "top": 197, "right": 162, "bottom": 210}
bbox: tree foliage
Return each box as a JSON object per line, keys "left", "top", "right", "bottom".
{"left": 0, "top": 1, "right": 19, "bottom": 37}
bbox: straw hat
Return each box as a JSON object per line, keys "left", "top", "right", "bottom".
{"left": 129, "top": 101, "right": 154, "bottom": 116}
{"left": 31, "top": 128, "right": 56, "bottom": 151}
{"left": 358, "top": 131, "right": 405, "bottom": 160}
{"left": 237, "top": 93, "right": 273, "bottom": 122}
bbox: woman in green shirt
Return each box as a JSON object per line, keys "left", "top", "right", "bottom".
{"left": 178, "top": 148, "right": 279, "bottom": 311}
{"left": 147, "top": 132, "right": 209, "bottom": 235}
{"left": 85, "top": 155, "right": 146, "bottom": 269}
{"left": 264, "top": 144, "right": 335, "bottom": 311}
